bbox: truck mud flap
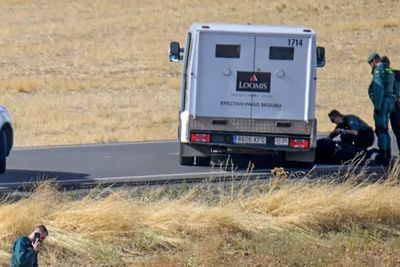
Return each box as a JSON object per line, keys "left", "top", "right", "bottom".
{"left": 285, "top": 149, "right": 315, "bottom": 163}
{"left": 180, "top": 143, "right": 210, "bottom": 158}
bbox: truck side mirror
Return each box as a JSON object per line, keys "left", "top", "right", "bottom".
{"left": 316, "top": 46, "right": 325, "bottom": 68}
{"left": 169, "top": 41, "right": 184, "bottom": 62}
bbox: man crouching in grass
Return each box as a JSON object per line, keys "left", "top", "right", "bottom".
{"left": 11, "top": 225, "right": 48, "bottom": 267}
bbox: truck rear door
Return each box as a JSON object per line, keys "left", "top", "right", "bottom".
{"left": 253, "top": 35, "right": 311, "bottom": 121}
{"left": 194, "top": 31, "right": 313, "bottom": 122}
{"left": 194, "top": 32, "right": 254, "bottom": 118}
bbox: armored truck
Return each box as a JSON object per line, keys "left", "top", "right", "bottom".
{"left": 169, "top": 23, "right": 325, "bottom": 166}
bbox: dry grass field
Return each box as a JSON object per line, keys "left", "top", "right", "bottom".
{"left": 0, "top": 0, "right": 399, "bottom": 146}
{"left": 1, "top": 168, "right": 400, "bottom": 266}
{"left": 1, "top": 2, "right": 400, "bottom": 265}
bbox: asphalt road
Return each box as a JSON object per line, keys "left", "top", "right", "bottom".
{"left": 2, "top": 141, "right": 218, "bottom": 189}
{"left": 0, "top": 137, "right": 395, "bottom": 191}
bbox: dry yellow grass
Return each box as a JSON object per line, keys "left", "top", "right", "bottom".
{"left": 0, "top": 0, "right": 398, "bottom": 146}
{"left": 1, "top": 165, "right": 400, "bottom": 266}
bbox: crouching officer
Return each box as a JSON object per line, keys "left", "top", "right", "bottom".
{"left": 315, "top": 110, "right": 374, "bottom": 164}
{"left": 367, "top": 52, "right": 396, "bottom": 163}
{"left": 328, "top": 109, "right": 374, "bottom": 150}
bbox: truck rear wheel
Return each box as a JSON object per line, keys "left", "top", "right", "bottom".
{"left": 0, "top": 130, "right": 7, "bottom": 174}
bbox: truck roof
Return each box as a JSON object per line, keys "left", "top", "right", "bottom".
{"left": 189, "top": 23, "right": 315, "bottom": 35}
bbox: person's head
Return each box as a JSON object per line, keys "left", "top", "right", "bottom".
{"left": 381, "top": 55, "right": 390, "bottom": 66}
{"left": 367, "top": 52, "right": 381, "bottom": 68}
{"left": 29, "top": 225, "right": 48, "bottom": 242}
{"left": 328, "top": 109, "right": 344, "bottom": 124}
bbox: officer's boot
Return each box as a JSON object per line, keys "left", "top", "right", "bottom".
{"left": 376, "top": 149, "right": 390, "bottom": 166}
{"left": 386, "top": 149, "right": 393, "bottom": 165}
{"left": 374, "top": 154, "right": 384, "bottom": 165}
{"left": 382, "top": 150, "right": 391, "bottom": 166}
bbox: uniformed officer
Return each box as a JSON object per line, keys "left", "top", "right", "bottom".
{"left": 315, "top": 110, "right": 374, "bottom": 164}
{"left": 367, "top": 52, "right": 396, "bottom": 162}
{"left": 328, "top": 109, "right": 374, "bottom": 150}
{"left": 381, "top": 56, "right": 400, "bottom": 154}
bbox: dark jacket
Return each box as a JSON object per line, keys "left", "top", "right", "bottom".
{"left": 11, "top": 236, "right": 38, "bottom": 267}
{"left": 329, "top": 114, "right": 371, "bottom": 139}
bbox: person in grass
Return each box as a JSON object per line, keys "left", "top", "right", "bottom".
{"left": 11, "top": 225, "right": 48, "bottom": 267}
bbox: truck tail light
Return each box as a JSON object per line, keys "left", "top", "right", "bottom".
{"left": 191, "top": 133, "right": 211, "bottom": 143}
{"left": 289, "top": 138, "right": 310, "bottom": 149}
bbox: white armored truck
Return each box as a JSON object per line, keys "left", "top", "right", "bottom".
{"left": 169, "top": 23, "right": 325, "bottom": 166}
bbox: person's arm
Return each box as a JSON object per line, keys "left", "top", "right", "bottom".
{"left": 342, "top": 129, "right": 358, "bottom": 135}
{"left": 13, "top": 238, "right": 36, "bottom": 266}
{"left": 330, "top": 128, "right": 357, "bottom": 137}
{"left": 394, "top": 78, "right": 400, "bottom": 108}
{"left": 329, "top": 131, "right": 339, "bottom": 139}
{"left": 329, "top": 125, "right": 342, "bottom": 139}
{"left": 344, "top": 117, "right": 360, "bottom": 136}
{"left": 371, "top": 66, "right": 385, "bottom": 110}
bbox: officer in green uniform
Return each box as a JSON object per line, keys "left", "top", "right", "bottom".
{"left": 381, "top": 56, "right": 400, "bottom": 154}
{"left": 367, "top": 52, "right": 395, "bottom": 162}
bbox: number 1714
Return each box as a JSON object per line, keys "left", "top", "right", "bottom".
{"left": 288, "top": 39, "right": 303, "bottom": 46}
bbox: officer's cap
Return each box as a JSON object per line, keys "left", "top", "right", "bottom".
{"left": 367, "top": 52, "right": 380, "bottom": 63}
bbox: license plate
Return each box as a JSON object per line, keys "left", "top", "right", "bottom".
{"left": 274, "top": 137, "right": 289, "bottom": 146}
{"left": 233, "top": 135, "right": 266, "bottom": 145}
